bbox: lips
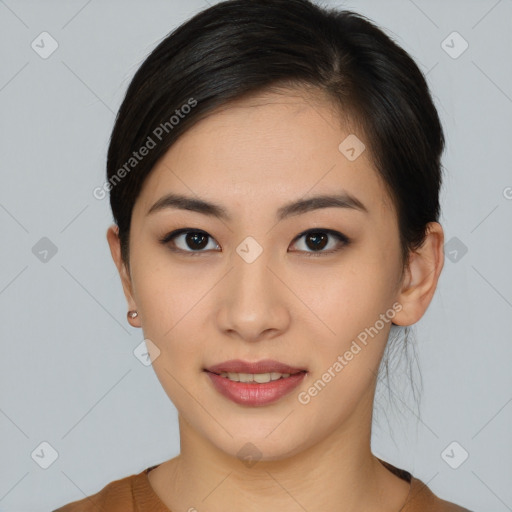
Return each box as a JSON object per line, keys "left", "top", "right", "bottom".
{"left": 204, "top": 359, "right": 307, "bottom": 375}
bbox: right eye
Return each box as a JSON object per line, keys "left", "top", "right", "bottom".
{"left": 159, "top": 228, "right": 221, "bottom": 256}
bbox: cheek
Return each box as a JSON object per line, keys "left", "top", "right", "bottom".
{"left": 129, "top": 247, "right": 203, "bottom": 355}
{"left": 311, "top": 258, "right": 397, "bottom": 336}
{"left": 302, "top": 244, "right": 401, "bottom": 389}
{"left": 301, "top": 268, "right": 395, "bottom": 415}
{"left": 131, "top": 260, "right": 207, "bottom": 405}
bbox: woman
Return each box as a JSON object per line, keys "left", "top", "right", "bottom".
{"left": 54, "top": 0, "right": 473, "bottom": 510}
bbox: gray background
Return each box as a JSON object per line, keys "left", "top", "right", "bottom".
{"left": 0, "top": 0, "right": 511, "bottom": 510}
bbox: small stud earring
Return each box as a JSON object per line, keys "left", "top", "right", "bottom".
{"left": 127, "top": 310, "right": 138, "bottom": 320}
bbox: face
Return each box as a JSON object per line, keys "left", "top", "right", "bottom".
{"left": 113, "top": 89, "right": 409, "bottom": 460}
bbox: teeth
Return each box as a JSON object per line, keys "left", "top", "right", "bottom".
{"left": 219, "top": 372, "right": 292, "bottom": 383}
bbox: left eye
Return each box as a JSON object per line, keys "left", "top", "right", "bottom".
{"left": 290, "top": 229, "right": 350, "bottom": 256}
{"left": 159, "top": 228, "right": 350, "bottom": 256}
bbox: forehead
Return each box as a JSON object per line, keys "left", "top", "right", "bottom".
{"left": 134, "top": 88, "right": 395, "bottom": 219}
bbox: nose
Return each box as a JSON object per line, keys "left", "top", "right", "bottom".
{"left": 216, "top": 247, "right": 291, "bottom": 343}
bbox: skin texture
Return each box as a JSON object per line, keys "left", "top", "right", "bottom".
{"left": 107, "top": 88, "right": 444, "bottom": 512}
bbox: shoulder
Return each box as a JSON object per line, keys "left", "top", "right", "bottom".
{"left": 377, "top": 458, "right": 474, "bottom": 512}
{"left": 406, "top": 476, "right": 474, "bottom": 512}
{"left": 52, "top": 471, "right": 141, "bottom": 512}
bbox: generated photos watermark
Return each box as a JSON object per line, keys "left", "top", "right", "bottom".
{"left": 297, "top": 301, "right": 403, "bottom": 405}
{"left": 93, "top": 97, "right": 198, "bottom": 200}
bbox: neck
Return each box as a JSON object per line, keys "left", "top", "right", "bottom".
{"left": 154, "top": 386, "right": 410, "bottom": 512}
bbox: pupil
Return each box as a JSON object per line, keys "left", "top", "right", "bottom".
{"left": 307, "top": 232, "right": 327, "bottom": 251}
{"left": 187, "top": 232, "right": 208, "bottom": 250}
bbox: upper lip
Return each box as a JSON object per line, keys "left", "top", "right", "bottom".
{"left": 205, "top": 359, "right": 307, "bottom": 375}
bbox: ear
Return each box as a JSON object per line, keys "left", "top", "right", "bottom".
{"left": 392, "top": 222, "right": 444, "bottom": 326}
{"left": 106, "top": 225, "right": 141, "bottom": 328}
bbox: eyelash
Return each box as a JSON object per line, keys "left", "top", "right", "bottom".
{"left": 158, "top": 228, "right": 351, "bottom": 257}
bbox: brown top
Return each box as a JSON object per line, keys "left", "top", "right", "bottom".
{"left": 53, "top": 458, "right": 473, "bottom": 511}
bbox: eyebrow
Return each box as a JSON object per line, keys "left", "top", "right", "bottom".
{"left": 147, "top": 191, "right": 368, "bottom": 222}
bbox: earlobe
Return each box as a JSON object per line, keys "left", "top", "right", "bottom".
{"left": 106, "top": 225, "right": 141, "bottom": 328}
{"left": 392, "top": 222, "right": 444, "bottom": 326}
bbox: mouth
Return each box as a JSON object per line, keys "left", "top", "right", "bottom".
{"left": 203, "top": 359, "right": 308, "bottom": 406}
{"left": 204, "top": 358, "right": 307, "bottom": 376}
{"left": 205, "top": 370, "right": 306, "bottom": 383}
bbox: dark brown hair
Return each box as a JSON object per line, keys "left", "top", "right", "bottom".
{"left": 106, "top": 0, "right": 444, "bottom": 275}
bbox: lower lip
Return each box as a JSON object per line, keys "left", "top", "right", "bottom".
{"left": 205, "top": 371, "right": 307, "bottom": 406}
